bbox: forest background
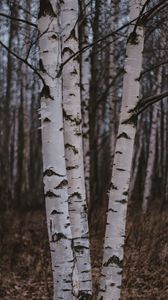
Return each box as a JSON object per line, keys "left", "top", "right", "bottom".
{"left": 0, "top": 0, "right": 168, "bottom": 299}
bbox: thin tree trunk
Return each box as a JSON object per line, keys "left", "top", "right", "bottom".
{"left": 21, "top": 0, "right": 30, "bottom": 205}
{"left": 61, "top": 0, "right": 92, "bottom": 297}
{"left": 38, "top": 1, "right": 76, "bottom": 299}
{"left": 12, "top": 107, "right": 19, "bottom": 197}
{"left": 98, "top": 1, "right": 145, "bottom": 299}
{"left": 2, "top": 4, "right": 16, "bottom": 208}
{"left": 142, "top": 68, "right": 162, "bottom": 213}
{"left": 109, "top": 0, "right": 118, "bottom": 165}
{"left": 162, "top": 99, "right": 167, "bottom": 206}
{"left": 142, "top": 104, "right": 158, "bottom": 213}
{"left": 129, "top": 116, "right": 143, "bottom": 200}
{"left": 89, "top": 0, "right": 101, "bottom": 214}
{"left": 79, "top": 0, "right": 91, "bottom": 205}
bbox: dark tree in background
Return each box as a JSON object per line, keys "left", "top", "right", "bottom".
{"left": 1, "top": 0, "right": 168, "bottom": 213}
{"left": 1, "top": 0, "right": 168, "bottom": 299}
{"left": 0, "top": 0, "right": 43, "bottom": 210}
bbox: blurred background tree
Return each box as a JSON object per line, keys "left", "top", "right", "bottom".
{"left": 1, "top": 1, "right": 168, "bottom": 298}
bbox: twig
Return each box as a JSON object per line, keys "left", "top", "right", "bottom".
{"left": 0, "top": 12, "right": 37, "bottom": 28}
{"left": 0, "top": 40, "right": 44, "bottom": 85}
{"left": 57, "top": 2, "right": 168, "bottom": 76}
{"left": 140, "top": 60, "right": 168, "bottom": 78}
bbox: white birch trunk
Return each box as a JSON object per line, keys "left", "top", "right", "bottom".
{"left": 98, "top": 1, "right": 145, "bottom": 299}
{"left": 61, "top": 0, "right": 92, "bottom": 297}
{"left": 38, "top": 1, "right": 76, "bottom": 299}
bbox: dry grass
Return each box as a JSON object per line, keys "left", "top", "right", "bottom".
{"left": 122, "top": 213, "right": 168, "bottom": 299}
{"left": 0, "top": 210, "right": 168, "bottom": 299}
{"left": 0, "top": 211, "right": 52, "bottom": 300}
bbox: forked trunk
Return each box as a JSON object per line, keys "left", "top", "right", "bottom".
{"left": 38, "top": 1, "right": 76, "bottom": 299}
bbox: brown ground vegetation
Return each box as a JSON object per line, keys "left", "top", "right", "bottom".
{"left": 0, "top": 210, "right": 168, "bottom": 299}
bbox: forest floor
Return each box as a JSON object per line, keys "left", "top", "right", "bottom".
{"left": 0, "top": 210, "right": 168, "bottom": 300}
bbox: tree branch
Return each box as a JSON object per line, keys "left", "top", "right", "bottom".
{"left": 0, "top": 12, "right": 37, "bottom": 28}
{"left": 140, "top": 60, "right": 168, "bottom": 78}
{"left": 137, "top": 92, "right": 168, "bottom": 116}
{"left": 141, "top": 0, "right": 168, "bottom": 23}
{"left": 123, "top": 91, "right": 168, "bottom": 124}
{"left": 57, "top": 2, "right": 167, "bottom": 76}
{"left": 0, "top": 40, "right": 44, "bottom": 85}
{"left": 57, "top": 17, "right": 139, "bottom": 77}
{"left": 131, "top": 0, "right": 151, "bottom": 34}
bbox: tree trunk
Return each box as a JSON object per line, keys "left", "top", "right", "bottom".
{"left": 109, "top": 0, "right": 119, "bottom": 166}
{"left": 129, "top": 116, "right": 144, "bottom": 201}
{"left": 61, "top": 0, "right": 92, "bottom": 297}
{"left": 98, "top": 1, "right": 145, "bottom": 299}
{"left": 20, "top": 0, "right": 30, "bottom": 206}
{"left": 79, "top": 0, "right": 91, "bottom": 205}
{"left": 38, "top": 1, "right": 76, "bottom": 299}
{"left": 142, "top": 69, "right": 162, "bottom": 213}
{"left": 1, "top": 3, "right": 17, "bottom": 208}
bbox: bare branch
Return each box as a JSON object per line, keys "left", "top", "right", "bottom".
{"left": 123, "top": 91, "right": 168, "bottom": 124}
{"left": 57, "top": 2, "right": 167, "bottom": 76}
{"left": 142, "top": 0, "right": 168, "bottom": 23}
{"left": 0, "top": 12, "right": 37, "bottom": 28}
{"left": 137, "top": 91, "right": 168, "bottom": 115}
{"left": 0, "top": 40, "right": 44, "bottom": 85}
{"left": 57, "top": 17, "right": 139, "bottom": 77}
{"left": 140, "top": 60, "right": 168, "bottom": 78}
{"left": 132, "top": 0, "right": 151, "bottom": 34}
{"left": 135, "top": 91, "right": 168, "bottom": 112}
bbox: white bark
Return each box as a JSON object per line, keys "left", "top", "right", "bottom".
{"left": 38, "top": 1, "right": 76, "bottom": 299}
{"left": 61, "top": 0, "right": 92, "bottom": 298}
{"left": 98, "top": 1, "right": 145, "bottom": 299}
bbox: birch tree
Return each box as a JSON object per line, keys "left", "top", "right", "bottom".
{"left": 61, "top": 0, "right": 92, "bottom": 297}
{"left": 38, "top": 1, "right": 76, "bottom": 299}
{"left": 98, "top": 1, "right": 145, "bottom": 299}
